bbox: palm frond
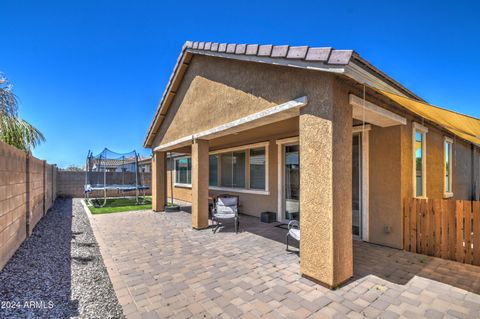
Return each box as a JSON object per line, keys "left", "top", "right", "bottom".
{"left": 0, "top": 74, "right": 45, "bottom": 151}
{"left": 0, "top": 112, "right": 45, "bottom": 151}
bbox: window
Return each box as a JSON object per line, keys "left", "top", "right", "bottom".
{"left": 413, "top": 123, "right": 428, "bottom": 197}
{"left": 172, "top": 143, "right": 269, "bottom": 193}
{"left": 444, "top": 137, "right": 453, "bottom": 197}
{"left": 250, "top": 148, "right": 266, "bottom": 190}
{"left": 175, "top": 157, "right": 191, "bottom": 185}
{"left": 220, "top": 151, "right": 246, "bottom": 188}
{"left": 210, "top": 143, "right": 268, "bottom": 192}
{"left": 209, "top": 155, "right": 218, "bottom": 186}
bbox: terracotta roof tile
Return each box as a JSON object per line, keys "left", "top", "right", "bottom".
{"left": 226, "top": 43, "right": 236, "bottom": 53}
{"left": 287, "top": 46, "right": 309, "bottom": 59}
{"left": 187, "top": 41, "right": 353, "bottom": 66}
{"left": 328, "top": 50, "right": 354, "bottom": 65}
{"left": 235, "top": 44, "right": 247, "bottom": 54}
{"left": 305, "top": 47, "right": 331, "bottom": 61}
{"left": 271, "top": 45, "right": 289, "bottom": 58}
{"left": 218, "top": 43, "right": 227, "bottom": 52}
{"left": 245, "top": 44, "right": 259, "bottom": 55}
{"left": 257, "top": 44, "right": 273, "bottom": 56}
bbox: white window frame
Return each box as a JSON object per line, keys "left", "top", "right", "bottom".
{"left": 171, "top": 142, "right": 270, "bottom": 195}
{"left": 209, "top": 141, "right": 270, "bottom": 195}
{"left": 412, "top": 122, "right": 428, "bottom": 198}
{"left": 174, "top": 156, "right": 192, "bottom": 187}
{"left": 444, "top": 137, "right": 454, "bottom": 198}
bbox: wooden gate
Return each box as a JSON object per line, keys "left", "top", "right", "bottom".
{"left": 403, "top": 198, "right": 480, "bottom": 265}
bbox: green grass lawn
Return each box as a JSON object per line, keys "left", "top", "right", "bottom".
{"left": 86, "top": 196, "right": 152, "bottom": 214}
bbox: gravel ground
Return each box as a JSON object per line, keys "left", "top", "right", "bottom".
{"left": 0, "top": 198, "right": 124, "bottom": 319}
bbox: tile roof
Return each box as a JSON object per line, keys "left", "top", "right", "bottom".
{"left": 185, "top": 41, "right": 355, "bottom": 65}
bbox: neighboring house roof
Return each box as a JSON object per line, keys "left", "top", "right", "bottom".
{"left": 144, "top": 41, "right": 476, "bottom": 148}
{"left": 138, "top": 157, "right": 152, "bottom": 165}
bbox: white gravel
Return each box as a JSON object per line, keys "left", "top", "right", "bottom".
{"left": 0, "top": 198, "right": 124, "bottom": 318}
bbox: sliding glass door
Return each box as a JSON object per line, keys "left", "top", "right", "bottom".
{"left": 284, "top": 145, "right": 300, "bottom": 221}
{"left": 352, "top": 134, "right": 362, "bottom": 238}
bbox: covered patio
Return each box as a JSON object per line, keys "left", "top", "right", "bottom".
{"left": 150, "top": 86, "right": 409, "bottom": 288}
{"left": 89, "top": 202, "right": 480, "bottom": 318}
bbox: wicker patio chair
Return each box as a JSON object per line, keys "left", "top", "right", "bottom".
{"left": 211, "top": 194, "right": 239, "bottom": 233}
{"left": 286, "top": 220, "right": 300, "bottom": 251}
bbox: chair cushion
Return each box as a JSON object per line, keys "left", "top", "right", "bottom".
{"left": 217, "top": 197, "right": 238, "bottom": 206}
{"left": 289, "top": 229, "right": 300, "bottom": 241}
{"left": 214, "top": 213, "right": 236, "bottom": 219}
{"left": 216, "top": 205, "right": 237, "bottom": 214}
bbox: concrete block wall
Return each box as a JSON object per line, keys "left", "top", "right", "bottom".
{"left": 0, "top": 140, "right": 57, "bottom": 270}
{"left": 57, "top": 171, "right": 152, "bottom": 198}
{"left": 29, "top": 157, "right": 44, "bottom": 233}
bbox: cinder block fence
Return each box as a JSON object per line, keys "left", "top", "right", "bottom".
{"left": 0, "top": 141, "right": 57, "bottom": 270}
{"left": 57, "top": 171, "right": 152, "bottom": 197}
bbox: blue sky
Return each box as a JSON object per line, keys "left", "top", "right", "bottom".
{"left": 1, "top": 0, "right": 479, "bottom": 168}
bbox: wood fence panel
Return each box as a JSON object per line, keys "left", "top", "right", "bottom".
{"left": 474, "top": 201, "right": 480, "bottom": 266}
{"left": 425, "top": 200, "right": 435, "bottom": 256}
{"left": 404, "top": 198, "right": 480, "bottom": 267}
{"left": 456, "top": 201, "right": 464, "bottom": 263}
{"left": 433, "top": 199, "right": 441, "bottom": 257}
{"left": 440, "top": 200, "right": 449, "bottom": 259}
{"left": 448, "top": 200, "right": 456, "bottom": 260}
{"left": 419, "top": 199, "right": 426, "bottom": 253}
{"left": 465, "top": 201, "right": 472, "bottom": 264}
{"left": 411, "top": 199, "right": 417, "bottom": 253}
{"left": 404, "top": 198, "right": 410, "bottom": 251}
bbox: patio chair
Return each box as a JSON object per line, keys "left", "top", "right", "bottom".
{"left": 211, "top": 194, "right": 239, "bottom": 233}
{"left": 286, "top": 220, "right": 300, "bottom": 251}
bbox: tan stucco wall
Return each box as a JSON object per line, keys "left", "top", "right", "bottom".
{"left": 299, "top": 78, "right": 353, "bottom": 287}
{"left": 153, "top": 55, "right": 328, "bottom": 148}
{"left": 369, "top": 125, "right": 403, "bottom": 249}
{"left": 453, "top": 140, "right": 475, "bottom": 200}
{"left": 152, "top": 152, "right": 166, "bottom": 212}
{"left": 426, "top": 126, "right": 449, "bottom": 199}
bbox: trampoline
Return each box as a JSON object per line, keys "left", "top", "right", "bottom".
{"left": 84, "top": 148, "right": 149, "bottom": 207}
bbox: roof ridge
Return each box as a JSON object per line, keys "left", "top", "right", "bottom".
{"left": 184, "top": 41, "right": 354, "bottom": 65}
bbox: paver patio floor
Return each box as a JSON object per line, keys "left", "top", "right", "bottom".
{"left": 82, "top": 199, "right": 480, "bottom": 318}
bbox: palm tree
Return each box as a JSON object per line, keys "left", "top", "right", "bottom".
{"left": 0, "top": 75, "right": 45, "bottom": 151}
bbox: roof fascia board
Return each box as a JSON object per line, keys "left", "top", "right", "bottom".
{"left": 349, "top": 94, "right": 407, "bottom": 126}
{"left": 344, "top": 62, "right": 409, "bottom": 98}
{"left": 186, "top": 49, "right": 346, "bottom": 74}
{"left": 144, "top": 47, "right": 191, "bottom": 147}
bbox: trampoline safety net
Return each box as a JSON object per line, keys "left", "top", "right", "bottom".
{"left": 84, "top": 148, "right": 149, "bottom": 207}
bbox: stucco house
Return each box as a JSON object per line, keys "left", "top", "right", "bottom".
{"left": 144, "top": 41, "right": 480, "bottom": 288}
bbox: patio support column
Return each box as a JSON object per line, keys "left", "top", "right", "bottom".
{"left": 191, "top": 139, "right": 209, "bottom": 229}
{"left": 152, "top": 151, "right": 167, "bottom": 212}
{"left": 299, "top": 79, "right": 353, "bottom": 288}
